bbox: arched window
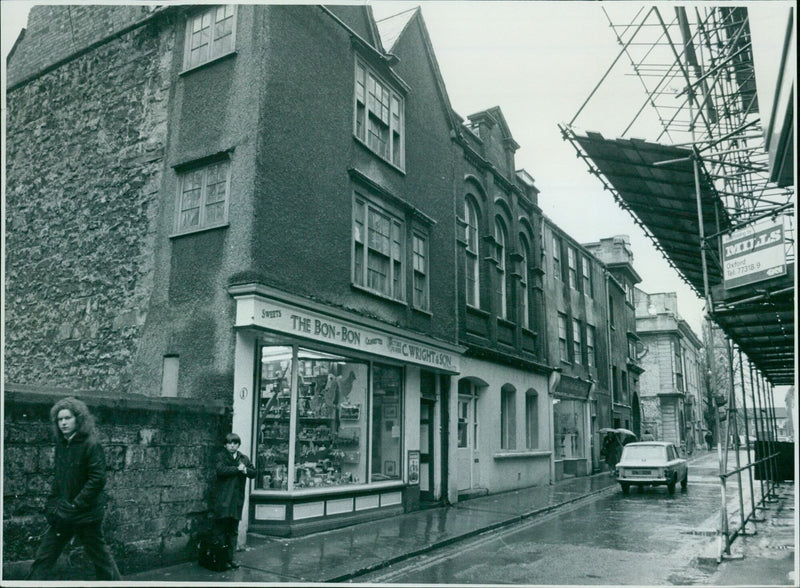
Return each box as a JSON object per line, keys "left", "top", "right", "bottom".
{"left": 519, "top": 235, "right": 532, "bottom": 329}
{"left": 494, "top": 217, "right": 509, "bottom": 319}
{"left": 500, "top": 384, "right": 517, "bottom": 449}
{"left": 465, "top": 198, "right": 480, "bottom": 308}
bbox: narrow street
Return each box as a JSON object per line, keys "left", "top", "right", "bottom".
{"left": 360, "top": 452, "right": 790, "bottom": 585}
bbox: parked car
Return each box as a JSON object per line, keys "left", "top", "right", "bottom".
{"left": 614, "top": 441, "right": 688, "bottom": 494}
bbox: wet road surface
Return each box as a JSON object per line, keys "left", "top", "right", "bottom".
{"left": 361, "top": 452, "right": 784, "bottom": 585}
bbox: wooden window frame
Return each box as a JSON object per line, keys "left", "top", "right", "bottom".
{"left": 354, "top": 59, "right": 405, "bottom": 170}
{"left": 174, "top": 158, "right": 231, "bottom": 235}
{"left": 183, "top": 5, "right": 237, "bottom": 70}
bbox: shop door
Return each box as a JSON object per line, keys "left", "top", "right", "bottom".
{"left": 456, "top": 394, "right": 474, "bottom": 491}
{"left": 419, "top": 398, "right": 435, "bottom": 501}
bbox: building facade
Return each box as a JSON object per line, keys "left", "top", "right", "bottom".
{"left": 634, "top": 290, "right": 705, "bottom": 450}
{"left": 542, "top": 222, "right": 612, "bottom": 476}
{"left": 4, "top": 4, "right": 646, "bottom": 574}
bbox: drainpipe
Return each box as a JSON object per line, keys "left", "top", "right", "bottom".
{"left": 603, "top": 269, "right": 614, "bottom": 425}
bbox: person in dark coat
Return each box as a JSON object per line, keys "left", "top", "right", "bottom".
{"left": 212, "top": 433, "right": 256, "bottom": 569}
{"left": 27, "top": 397, "right": 121, "bottom": 580}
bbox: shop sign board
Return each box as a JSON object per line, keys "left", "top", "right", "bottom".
{"left": 722, "top": 216, "right": 786, "bottom": 289}
{"left": 407, "top": 450, "right": 420, "bottom": 485}
{"left": 554, "top": 375, "right": 592, "bottom": 400}
{"left": 236, "top": 295, "right": 460, "bottom": 373}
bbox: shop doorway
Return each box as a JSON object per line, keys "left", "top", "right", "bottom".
{"left": 419, "top": 398, "right": 435, "bottom": 502}
{"left": 456, "top": 378, "right": 482, "bottom": 492}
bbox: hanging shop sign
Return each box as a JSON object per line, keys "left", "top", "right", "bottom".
{"left": 235, "top": 295, "right": 460, "bottom": 373}
{"left": 722, "top": 216, "right": 786, "bottom": 289}
{"left": 554, "top": 375, "right": 592, "bottom": 400}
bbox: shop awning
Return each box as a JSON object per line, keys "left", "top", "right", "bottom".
{"left": 563, "top": 128, "right": 794, "bottom": 386}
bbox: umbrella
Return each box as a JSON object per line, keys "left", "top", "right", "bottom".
{"left": 615, "top": 428, "right": 636, "bottom": 438}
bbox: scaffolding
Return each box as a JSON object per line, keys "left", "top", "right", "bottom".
{"left": 560, "top": 5, "right": 794, "bottom": 563}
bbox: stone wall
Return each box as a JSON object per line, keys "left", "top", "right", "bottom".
{"left": 4, "top": 12, "right": 175, "bottom": 395}
{"left": 2, "top": 388, "right": 229, "bottom": 579}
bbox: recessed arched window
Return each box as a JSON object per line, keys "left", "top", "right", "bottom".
{"left": 494, "top": 217, "right": 509, "bottom": 319}
{"left": 519, "top": 234, "right": 532, "bottom": 329}
{"left": 465, "top": 198, "right": 480, "bottom": 308}
{"left": 501, "top": 383, "right": 517, "bottom": 449}
{"left": 525, "top": 389, "right": 539, "bottom": 449}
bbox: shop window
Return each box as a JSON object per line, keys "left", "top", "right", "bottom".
{"left": 354, "top": 59, "right": 404, "bottom": 169}
{"left": 184, "top": 5, "right": 236, "bottom": 70}
{"left": 353, "top": 195, "right": 405, "bottom": 302}
{"left": 500, "top": 385, "right": 516, "bottom": 450}
{"left": 554, "top": 399, "right": 585, "bottom": 458}
{"left": 525, "top": 390, "right": 538, "bottom": 449}
{"left": 371, "top": 364, "right": 403, "bottom": 481}
{"left": 465, "top": 197, "right": 481, "bottom": 308}
{"left": 255, "top": 346, "right": 374, "bottom": 490}
{"left": 412, "top": 231, "right": 429, "bottom": 311}
{"left": 175, "top": 159, "right": 230, "bottom": 234}
{"left": 558, "top": 313, "right": 569, "bottom": 362}
{"left": 567, "top": 246, "right": 578, "bottom": 290}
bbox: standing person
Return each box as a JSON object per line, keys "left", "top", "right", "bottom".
{"left": 641, "top": 429, "right": 655, "bottom": 441}
{"left": 705, "top": 430, "right": 714, "bottom": 450}
{"left": 212, "top": 433, "right": 256, "bottom": 569}
{"left": 27, "top": 397, "right": 121, "bottom": 581}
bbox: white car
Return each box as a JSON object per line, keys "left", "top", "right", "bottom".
{"left": 614, "top": 441, "right": 688, "bottom": 494}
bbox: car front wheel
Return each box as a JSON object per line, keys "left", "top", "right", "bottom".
{"left": 620, "top": 482, "right": 630, "bottom": 495}
{"left": 681, "top": 473, "right": 688, "bottom": 490}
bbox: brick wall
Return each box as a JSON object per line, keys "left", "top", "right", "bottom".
{"left": 4, "top": 13, "right": 175, "bottom": 395}
{"left": 7, "top": 5, "right": 159, "bottom": 87}
{"left": 2, "top": 389, "right": 230, "bottom": 579}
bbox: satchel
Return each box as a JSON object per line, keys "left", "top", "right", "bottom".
{"left": 197, "top": 532, "right": 229, "bottom": 572}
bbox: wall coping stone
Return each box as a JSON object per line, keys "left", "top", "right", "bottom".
{"left": 3, "top": 384, "right": 228, "bottom": 416}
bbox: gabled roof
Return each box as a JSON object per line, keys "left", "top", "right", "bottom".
{"left": 467, "top": 106, "right": 520, "bottom": 151}
{"left": 374, "top": 6, "right": 417, "bottom": 54}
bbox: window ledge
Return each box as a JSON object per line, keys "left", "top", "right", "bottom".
{"left": 353, "top": 136, "right": 406, "bottom": 174}
{"left": 466, "top": 305, "right": 490, "bottom": 318}
{"left": 170, "top": 222, "right": 229, "bottom": 239}
{"left": 179, "top": 50, "right": 238, "bottom": 76}
{"left": 351, "top": 283, "right": 408, "bottom": 308}
{"left": 493, "top": 450, "right": 552, "bottom": 460}
{"left": 412, "top": 306, "right": 432, "bottom": 318}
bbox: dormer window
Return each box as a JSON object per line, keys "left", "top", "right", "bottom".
{"left": 354, "top": 59, "right": 405, "bottom": 169}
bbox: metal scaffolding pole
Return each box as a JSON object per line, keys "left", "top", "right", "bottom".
{"left": 737, "top": 347, "right": 761, "bottom": 523}
{"left": 748, "top": 361, "right": 767, "bottom": 508}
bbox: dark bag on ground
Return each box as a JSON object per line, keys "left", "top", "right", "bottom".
{"left": 197, "top": 532, "right": 228, "bottom": 572}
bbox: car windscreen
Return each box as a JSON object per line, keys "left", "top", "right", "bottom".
{"left": 622, "top": 446, "right": 666, "bottom": 461}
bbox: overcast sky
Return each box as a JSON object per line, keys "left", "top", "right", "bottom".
{"left": 2, "top": 1, "right": 792, "bottom": 404}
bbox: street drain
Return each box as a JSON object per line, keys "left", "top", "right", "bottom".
{"left": 681, "top": 530, "right": 717, "bottom": 536}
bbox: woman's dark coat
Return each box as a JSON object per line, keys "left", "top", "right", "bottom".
{"left": 47, "top": 431, "right": 108, "bottom": 526}
{"left": 213, "top": 450, "right": 256, "bottom": 520}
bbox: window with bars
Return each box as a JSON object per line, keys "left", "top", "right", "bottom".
{"left": 354, "top": 60, "right": 404, "bottom": 169}
{"left": 412, "top": 231, "right": 429, "bottom": 311}
{"left": 465, "top": 198, "right": 480, "bottom": 308}
{"left": 184, "top": 5, "right": 236, "bottom": 69}
{"left": 353, "top": 196, "right": 404, "bottom": 302}
{"left": 175, "top": 159, "right": 231, "bottom": 233}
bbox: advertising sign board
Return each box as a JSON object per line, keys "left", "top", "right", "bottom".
{"left": 722, "top": 216, "right": 786, "bottom": 289}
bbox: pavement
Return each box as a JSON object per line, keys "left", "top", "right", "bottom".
{"left": 124, "top": 450, "right": 797, "bottom": 585}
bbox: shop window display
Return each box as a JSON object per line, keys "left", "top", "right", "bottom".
{"left": 255, "top": 345, "right": 402, "bottom": 490}
{"left": 553, "top": 399, "right": 585, "bottom": 459}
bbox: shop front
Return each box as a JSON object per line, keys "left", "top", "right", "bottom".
{"left": 229, "top": 284, "right": 461, "bottom": 537}
{"left": 552, "top": 374, "right": 593, "bottom": 480}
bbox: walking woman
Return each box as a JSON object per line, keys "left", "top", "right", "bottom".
{"left": 27, "top": 397, "right": 121, "bottom": 580}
